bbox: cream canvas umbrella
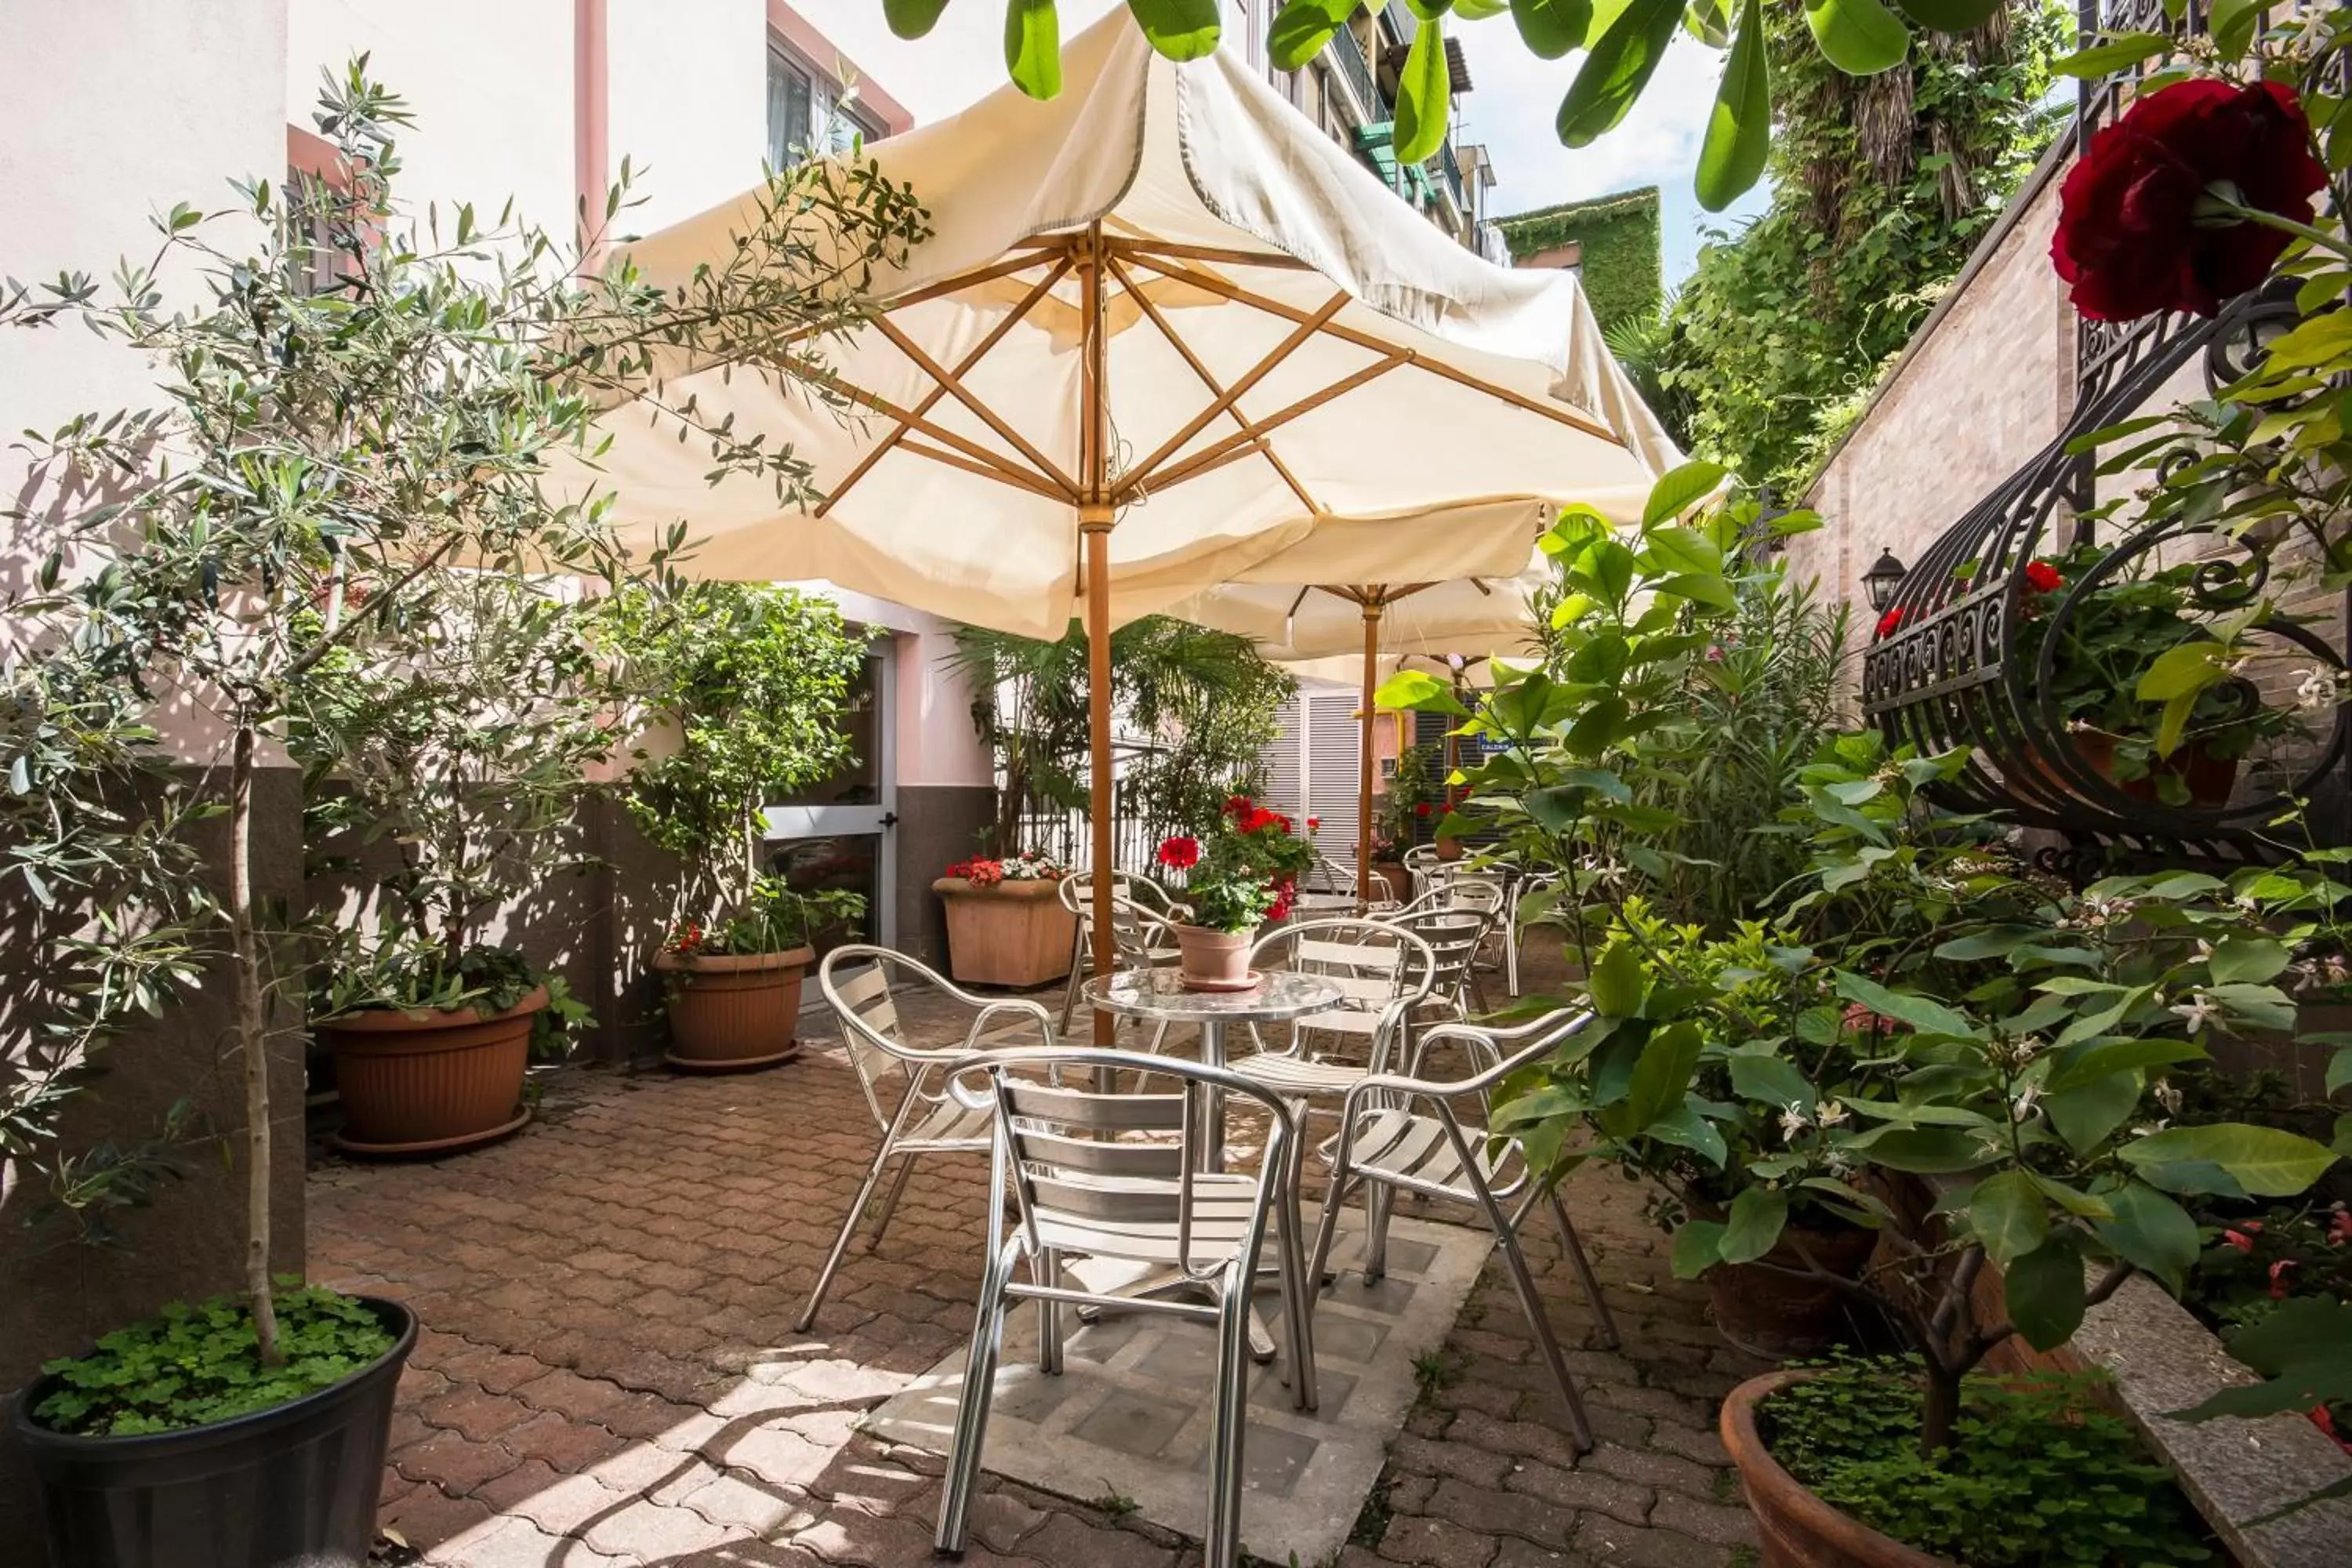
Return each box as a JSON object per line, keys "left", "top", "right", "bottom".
{"left": 590, "top": 9, "right": 1675, "bottom": 1014}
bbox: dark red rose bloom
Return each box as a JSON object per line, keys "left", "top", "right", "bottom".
{"left": 2053, "top": 79, "right": 2328, "bottom": 321}
{"left": 1876, "top": 607, "right": 1905, "bottom": 640}
{"left": 2024, "top": 560, "right": 2063, "bottom": 593}
{"left": 1156, "top": 835, "right": 1200, "bottom": 870}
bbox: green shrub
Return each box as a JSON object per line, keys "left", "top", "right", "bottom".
{"left": 33, "top": 1283, "right": 396, "bottom": 1437}
{"left": 1761, "top": 1356, "right": 2209, "bottom": 1566}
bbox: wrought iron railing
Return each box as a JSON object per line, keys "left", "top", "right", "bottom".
{"left": 1329, "top": 18, "right": 1380, "bottom": 121}
{"left": 1859, "top": 0, "right": 2350, "bottom": 872}
{"left": 1432, "top": 138, "right": 1465, "bottom": 214}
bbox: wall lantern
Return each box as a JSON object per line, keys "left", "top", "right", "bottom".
{"left": 1861, "top": 547, "right": 1908, "bottom": 615}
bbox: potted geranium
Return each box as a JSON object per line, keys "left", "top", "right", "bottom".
{"left": 1156, "top": 800, "right": 1302, "bottom": 989}
{"left": 657, "top": 876, "right": 865, "bottom": 1069}
{"left": 931, "top": 848, "right": 1073, "bottom": 987}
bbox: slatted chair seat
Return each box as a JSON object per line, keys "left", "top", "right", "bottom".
{"left": 1316, "top": 1105, "right": 1509, "bottom": 1202}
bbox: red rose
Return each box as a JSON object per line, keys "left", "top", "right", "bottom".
{"left": 1156, "top": 835, "right": 1201, "bottom": 870}
{"left": 2053, "top": 80, "right": 2328, "bottom": 321}
{"left": 1875, "top": 607, "right": 1905, "bottom": 640}
{"left": 2023, "top": 560, "right": 2063, "bottom": 593}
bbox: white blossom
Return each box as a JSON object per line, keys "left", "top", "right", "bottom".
{"left": 1817, "top": 1100, "right": 1850, "bottom": 1128}
{"left": 2011, "top": 1083, "right": 2043, "bottom": 1123}
{"left": 2296, "top": 666, "right": 2347, "bottom": 713}
{"left": 2154, "top": 1078, "right": 2183, "bottom": 1116}
{"left": 1778, "top": 1107, "right": 1811, "bottom": 1140}
{"left": 2171, "top": 993, "right": 2222, "bottom": 1033}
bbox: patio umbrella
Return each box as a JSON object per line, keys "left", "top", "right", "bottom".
{"left": 1172, "top": 557, "right": 1566, "bottom": 892}
{"left": 589, "top": 9, "right": 1673, "bottom": 1025}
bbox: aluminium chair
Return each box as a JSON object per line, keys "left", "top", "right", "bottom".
{"left": 1308, "top": 1011, "right": 1621, "bottom": 1455}
{"left": 935, "top": 1048, "right": 1312, "bottom": 1568}
{"left": 796, "top": 946, "right": 1057, "bottom": 1333}
{"left": 1058, "top": 870, "right": 1187, "bottom": 1030}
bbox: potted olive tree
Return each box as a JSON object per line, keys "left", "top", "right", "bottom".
{"left": 606, "top": 582, "right": 867, "bottom": 1069}
{"left": 1, "top": 64, "right": 922, "bottom": 1566}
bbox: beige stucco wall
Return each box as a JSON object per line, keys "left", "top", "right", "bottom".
{"left": 1790, "top": 171, "right": 2077, "bottom": 643}
{"left": 608, "top": 1, "right": 770, "bottom": 232}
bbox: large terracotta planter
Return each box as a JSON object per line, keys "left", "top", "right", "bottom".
{"left": 319, "top": 988, "right": 543, "bottom": 1157}
{"left": 657, "top": 946, "right": 812, "bottom": 1072}
{"left": 1370, "top": 861, "right": 1410, "bottom": 903}
{"left": 1173, "top": 924, "right": 1254, "bottom": 990}
{"left": 1722, "top": 1371, "right": 1953, "bottom": 1568}
{"left": 2071, "top": 730, "right": 2239, "bottom": 808}
{"left": 933, "top": 877, "right": 1076, "bottom": 988}
{"left": 1708, "top": 1218, "right": 1877, "bottom": 1359}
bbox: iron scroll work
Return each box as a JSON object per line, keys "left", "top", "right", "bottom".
{"left": 1859, "top": 1, "right": 2350, "bottom": 870}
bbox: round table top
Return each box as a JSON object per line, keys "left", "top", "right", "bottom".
{"left": 1083, "top": 967, "right": 1343, "bottom": 1023}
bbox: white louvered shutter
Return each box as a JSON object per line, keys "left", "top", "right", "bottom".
{"left": 1305, "top": 695, "right": 1363, "bottom": 852}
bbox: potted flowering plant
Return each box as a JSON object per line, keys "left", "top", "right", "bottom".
{"left": 1156, "top": 798, "right": 1304, "bottom": 989}
{"left": 931, "top": 848, "right": 1073, "bottom": 988}
{"left": 657, "top": 877, "right": 865, "bottom": 1070}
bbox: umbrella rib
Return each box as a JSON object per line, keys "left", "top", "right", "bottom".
{"left": 1110, "top": 238, "right": 1316, "bottom": 271}
{"left": 783, "top": 352, "right": 1076, "bottom": 500}
{"left": 1106, "top": 256, "right": 1322, "bottom": 516}
{"left": 1123, "top": 350, "right": 1409, "bottom": 499}
{"left": 817, "top": 256, "right": 1073, "bottom": 518}
{"left": 870, "top": 313, "right": 1080, "bottom": 499}
{"left": 1123, "top": 252, "right": 1625, "bottom": 448}
{"left": 878, "top": 245, "right": 1076, "bottom": 314}
{"left": 1121, "top": 285, "right": 1351, "bottom": 496}
{"left": 898, "top": 437, "right": 1069, "bottom": 501}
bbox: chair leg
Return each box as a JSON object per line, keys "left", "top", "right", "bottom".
{"left": 1036, "top": 1246, "right": 1064, "bottom": 1374}
{"left": 796, "top": 1135, "right": 899, "bottom": 1332}
{"left": 1204, "top": 1258, "right": 1254, "bottom": 1568}
{"left": 1541, "top": 1186, "right": 1621, "bottom": 1351}
{"left": 938, "top": 1240, "right": 1025, "bottom": 1555}
{"left": 1276, "top": 1138, "right": 1317, "bottom": 1413}
{"left": 1363, "top": 1181, "right": 1395, "bottom": 1283}
{"left": 1470, "top": 1177, "right": 1594, "bottom": 1454}
{"left": 1505, "top": 911, "right": 1523, "bottom": 996}
{"left": 862, "top": 1154, "right": 919, "bottom": 1253}
{"left": 1060, "top": 925, "right": 1086, "bottom": 1030}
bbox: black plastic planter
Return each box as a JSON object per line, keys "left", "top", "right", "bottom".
{"left": 9, "top": 1297, "right": 416, "bottom": 1568}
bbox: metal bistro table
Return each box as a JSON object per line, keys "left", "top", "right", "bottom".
{"left": 1083, "top": 965, "right": 1342, "bottom": 1171}
{"left": 1078, "top": 965, "right": 1344, "bottom": 1359}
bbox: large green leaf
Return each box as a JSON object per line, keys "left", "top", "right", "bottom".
{"left": 2003, "top": 1234, "right": 2087, "bottom": 1351}
{"left": 1127, "top": 0, "right": 1221, "bottom": 58}
{"left": 2092, "top": 1182, "right": 2198, "bottom": 1294}
{"left": 1625, "top": 1019, "right": 1706, "bottom": 1133}
{"left": 1889, "top": 0, "right": 2000, "bottom": 27}
{"left": 1728, "top": 1052, "right": 1813, "bottom": 1112}
{"left": 1720, "top": 1187, "right": 1789, "bottom": 1265}
{"left": 1642, "top": 459, "right": 1727, "bottom": 526}
{"left": 1513, "top": 0, "right": 1593, "bottom": 56}
{"left": 1853, "top": 1127, "right": 1998, "bottom": 1173}
{"left": 1802, "top": 0, "right": 1907, "bottom": 75}
{"left": 1005, "top": 0, "right": 1063, "bottom": 98}
{"left": 1967, "top": 1170, "right": 2045, "bottom": 1270}
{"left": 2208, "top": 935, "right": 2290, "bottom": 986}
{"left": 1269, "top": 0, "right": 1358, "bottom": 70}
{"left": 884, "top": 0, "right": 955, "bottom": 38}
{"left": 1832, "top": 971, "right": 1978, "bottom": 1039}
{"left": 2045, "top": 1073, "right": 2140, "bottom": 1155}
{"left": 1684, "top": 0, "right": 1733, "bottom": 45}
{"left": 1556, "top": 0, "right": 1685, "bottom": 149}
{"left": 2178, "top": 1300, "right": 2352, "bottom": 1420}
{"left": 1670, "top": 1218, "right": 1726, "bottom": 1279}
{"left": 1588, "top": 938, "right": 1646, "bottom": 1018}
{"left": 1393, "top": 16, "right": 1451, "bottom": 163}
{"left": 2119, "top": 1123, "right": 2339, "bottom": 1197}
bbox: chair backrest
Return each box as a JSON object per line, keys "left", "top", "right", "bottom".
{"left": 1441, "top": 875, "right": 1507, "bottom": 919}
{"left": 1307, "top": 851, "right": 1358, "bottom": 896}
{"left": 821, "top": 945, "right": 1046, "bottom": 1129}
{"left": 1390, "top": 909, "right": 1486, "bottom": 1007}
{"left": 1400, "top": 844, "right": 1443, "bottom": 874}
{"left": 1059, "top": 869, "right": 1182, "bottom": 916}
{"left": 958, "top": 1049, "right": 1296, "bottom": 1277}
{"left": 1250, "top": 918, "right": 1435, "bottom": 1017}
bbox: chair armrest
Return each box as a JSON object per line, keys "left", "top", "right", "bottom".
{"left": 964, "top": 997, "right": 1057, "bottom": 1051}
{"left": 1339, "top": 1010, "right": 1592, "bottom": 1120}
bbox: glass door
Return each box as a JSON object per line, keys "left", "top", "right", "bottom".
{"left": 764, "top": 637, "right": 897, "bottom": 956}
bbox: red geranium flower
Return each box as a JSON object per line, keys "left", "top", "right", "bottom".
{"left": 1876, "top": 607, "right": 1905, "bottom": 640}
{"left": 1223, "top": 793, "right": 1254, "bottom": 819}
{"left": 2329, "top": 1208, "right": 2350, "bottom": 1247}
{"left": 2023, "top": 560, "right": 2063, "bottom": 593}
{"left": 2053, "top": 79, "right": 2328, "bottom": 321}
{"left": 1415, "top": 801, "right": 1432, "bottom": 818}
{"left": 2223, "top": 1229, "right": 2257, "bottom": 1254}
{"left": 1305, "top": 816, "right": 1320, "bottom": 831}
{"left": 1156, "top": 834, "right": 1201, "bottom": 870}
{"left": 2270, "top": 1258, "right": 2299, "bottom": 1299}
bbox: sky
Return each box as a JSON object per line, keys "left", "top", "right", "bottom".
{"left": 809, "top": 2, "right": 1767, "bottom": 289}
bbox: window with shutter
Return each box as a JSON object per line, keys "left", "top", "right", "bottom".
{"left": 1305, "top": 695, "right": 1363, "bottom": 853}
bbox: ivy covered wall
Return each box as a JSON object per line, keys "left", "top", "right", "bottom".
{"left": 1494, "top": 187, "right": 1663, "bottom": 334}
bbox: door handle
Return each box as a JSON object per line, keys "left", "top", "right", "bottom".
{"left": 880, "top": 812, "right": 900, "bottom": 828}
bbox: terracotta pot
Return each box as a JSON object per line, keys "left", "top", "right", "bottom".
{"left": 1435, "top": 835, "right": 1467, "bottom": 862}
{"left": 657, "top": 946, "right": 813, "bottom": 1072}
{"left": 1173, "top": 923, "right": 1254, "bottom": 990}
{"left": 1722, "top": 1370, "right": 1955, "bottom": 1568}
{"left": 1370, "top": 861, "right": 1410, "bottom": 902}
{"left": 2071, "top": 730, "right": 2240, "bottom": 808}
{"left": 933, "top": 877, "right": 1076, "bottom": 988}
{"left": 320, "top": 987, "right": 543, "bottom": 1157}
{"left": 1708, "top": 1218, "right": 1878, "bottom": 1359}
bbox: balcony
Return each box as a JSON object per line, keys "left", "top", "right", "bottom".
{"left": 1432, "top": 138, "right": 1465, "bottom": 215}
{"left": 1328, "top": 20, "right": 1380, "bottom": 121}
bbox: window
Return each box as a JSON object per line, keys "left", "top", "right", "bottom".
{"left": 767, "top": 42, "right": 815, "bottom": 169}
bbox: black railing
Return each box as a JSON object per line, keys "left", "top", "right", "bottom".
{"left": 1433, "top": 139, "right": 1465, "bottom": 213}
{"left": 1329, "top": 20, "right": 1380, "bottom": 119}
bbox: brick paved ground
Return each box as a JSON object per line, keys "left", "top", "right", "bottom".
{"left": 313, "top": 959, "right": 1768, "bottom": 1568}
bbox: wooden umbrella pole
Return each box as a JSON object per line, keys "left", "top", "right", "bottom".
{"left": 1358, "top": 596, "right": 1382, "bottom": 905}
{"left": 1080, "top": 226, "right": 1117, "bottom": 1047}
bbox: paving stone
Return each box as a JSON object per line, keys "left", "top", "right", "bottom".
{"left": 1377, "top": 1513, "right": 1497, "bottom": 1567}
{"left": 391, "top": 1429, "right": 523, "bottom": 1496}
{"left": 1646, "top": 1491, "right": 1762, "bottom": 1548}
{"left": 1503, "top": 1457, "right": 1652, "bottom": 1527}
{"left": 1422, "top": 1479, "right": 1578, "bottom": 1549}
{"left": 417, "top": 1385, "right": 535, "bottom": 1443}
{"left": 583, "top": 1497, "right": 735, "bottom": 1560}
{"left": 1581, "top": 1440, "right": 1720, "bottom": 1498}
{"left": 1646, "top": 1420, "right": 1733, "bottom": 1469}
{"left": 501, "top": 1410, "right": 630, "bottom": 1473}
{"left": 1569, "top": 1513, "right": 1733, "bottom": 1568}
{"left": 379, "top": 1482, "right": 496, "bottom": 1550}
{"left": 1388, "top": 1432, "right": 1512, "bottom": 1489}
{"left": 1012, "top": 1512, "right": 1181, "bottom": 1568}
